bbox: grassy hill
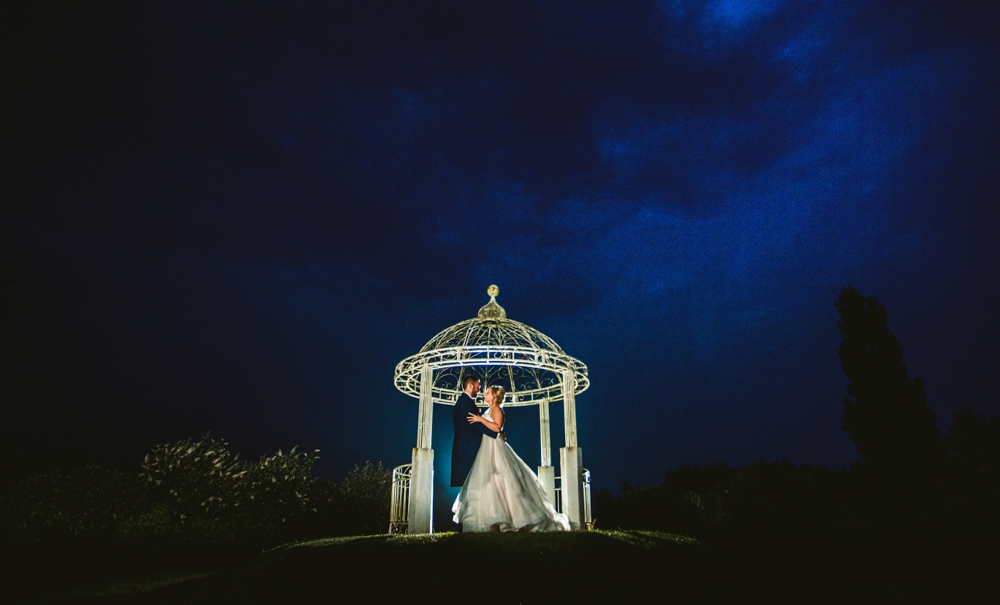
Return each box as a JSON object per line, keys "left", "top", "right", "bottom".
{"left": 16, "top": 531, "right": 999, "bottom": 604}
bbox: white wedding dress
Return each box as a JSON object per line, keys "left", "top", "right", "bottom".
{"left": 452, "top": 407, "right": 571, "bottom": 532}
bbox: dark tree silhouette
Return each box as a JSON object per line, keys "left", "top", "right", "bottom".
{"left": 945, "top": 408, "right": 1000, "bottom": 541}
{"left": 835, "top": 286, "right": 943, "bottom": 475}
{"left": 948, "top": 408, "right": 1000, "bottom": 471}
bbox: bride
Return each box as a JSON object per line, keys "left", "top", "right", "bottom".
{"left": 452, "top": 385, "right": 571, "bottom": 532}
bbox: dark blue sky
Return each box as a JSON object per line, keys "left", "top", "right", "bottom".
{"left": 2, "top": 1, "right": 998, "bottom": 499}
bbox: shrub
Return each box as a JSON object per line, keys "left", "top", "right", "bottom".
{"left": 1, "top": 435, "right": 395, "bottom": 556}
{"left": 608, "top": 462, "right": 856, "bottom": 543}
{"left": 0, "top": 465, "right": 146, "bottom": 549}
{"left": 336, "top": 461, "right": 391, "bottom": 535}
{"left": 137, "top": 435, "right": 322, "bottom": 550}
{"left": 140, "top": 435, "right": 244, "bottom": 521}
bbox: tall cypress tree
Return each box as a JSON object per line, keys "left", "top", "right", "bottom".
{"left": 835, "top": 286, "right": 943, "bottom": 475}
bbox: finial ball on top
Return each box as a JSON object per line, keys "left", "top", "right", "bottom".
{"left": 488, "top": 284, "right": 500, "bottom": 298}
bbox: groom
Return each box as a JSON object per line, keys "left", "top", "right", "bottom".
{"left": 451, "top": 375, "right": 502, "bottom": 488}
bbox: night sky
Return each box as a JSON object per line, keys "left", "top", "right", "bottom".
{"left": 3, "top": 1, "right": 998, "bottom": 508}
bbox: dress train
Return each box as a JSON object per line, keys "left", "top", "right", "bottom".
{"left": 452, "top": 408, "right": 571, "bottom": 532}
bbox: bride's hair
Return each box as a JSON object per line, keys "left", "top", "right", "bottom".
{"left": 488, "top": 385, "right": 506, "bottom": 405}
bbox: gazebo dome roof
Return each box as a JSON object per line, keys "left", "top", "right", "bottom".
{"left": 394, "top": 285, "right": 588, "bottom": 406}
{"left": 418, "top": 287, "right": 566, "bottom": 355}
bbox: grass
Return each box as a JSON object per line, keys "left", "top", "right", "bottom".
{"left": 22, "top": 572, "right": 218, "bottom": 604}
{"left": 11, "top": 531, "right": 999, "bottom": 604}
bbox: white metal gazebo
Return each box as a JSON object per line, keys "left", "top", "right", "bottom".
{"left": 390, "top": 285, "right": 591, "bottom": 533}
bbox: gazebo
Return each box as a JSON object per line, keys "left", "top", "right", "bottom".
{"left": 389, "top": 285, "right": 591, "bottom": 533}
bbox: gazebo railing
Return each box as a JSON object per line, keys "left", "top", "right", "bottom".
{"left": 388, "top": 463, "right": 411, "bottom": 534}
{"left": 389, "top": 463, "right": 591, "bottom": 533}
{"left": 553, "top": 468, "right": 593, "bottom": 529}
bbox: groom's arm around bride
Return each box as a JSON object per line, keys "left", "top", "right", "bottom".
{"left": 451, "top": 377, "right": 500, "bottom": 487}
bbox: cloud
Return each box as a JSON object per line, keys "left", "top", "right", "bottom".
{"left": 704, "top": 0, "right": 788, "bottom": 30}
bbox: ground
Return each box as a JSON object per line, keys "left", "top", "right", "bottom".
{"left": 7, "top": 531, "right": 998, "bottom": 604}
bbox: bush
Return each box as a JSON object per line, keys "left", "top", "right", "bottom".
{"left": 1, "top": 434, "right": 393, "bottom": 556}
{"left": 137, "top": 435, "right": 322, "bottom": 550}
{"left": 299, "top": 462, "right": 391, "bottom": 539}
{"left": 140, "top": 435, "right": 245, "bottom": 521}
{"left": 0, "top": 465, "right": 146, "bottom": 549}
{"left": 718, "top": 461, "right": 854, "bottom": 543}
{"left": 132, "top": 439, "right": 392, "bottom": 549}
{"left": 608, "top": 462, "right": 855, "bottom": 544}
{"left": 336, "top": 461, "right": 392, "bottom": 535}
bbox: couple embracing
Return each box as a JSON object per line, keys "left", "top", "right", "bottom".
{"left": 451, "top": 375, "right": 571, "bottom": 532}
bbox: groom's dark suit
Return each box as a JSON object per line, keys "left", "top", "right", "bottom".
{"left": 451, "top": 391, "right": 499, "bottom": 487}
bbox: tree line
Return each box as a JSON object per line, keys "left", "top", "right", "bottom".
{"left": 0, "top": 435, "right": 392, "bottom": 557}
{"left": 593, "top": 286, "right": 999, "bottom": 545}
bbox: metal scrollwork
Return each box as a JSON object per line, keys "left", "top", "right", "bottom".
{"left": 394, "top": 286, "right": 589, "bottom": 407}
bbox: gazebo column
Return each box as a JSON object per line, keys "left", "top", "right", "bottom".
{"left": 408, "top": 364, "right": 434, "bottom": 533}
{"left": 559, "top": 369, "right": 585, "bottom": 530}
{"left": 537, "top": 398, "right": 555, "bottom": 506}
